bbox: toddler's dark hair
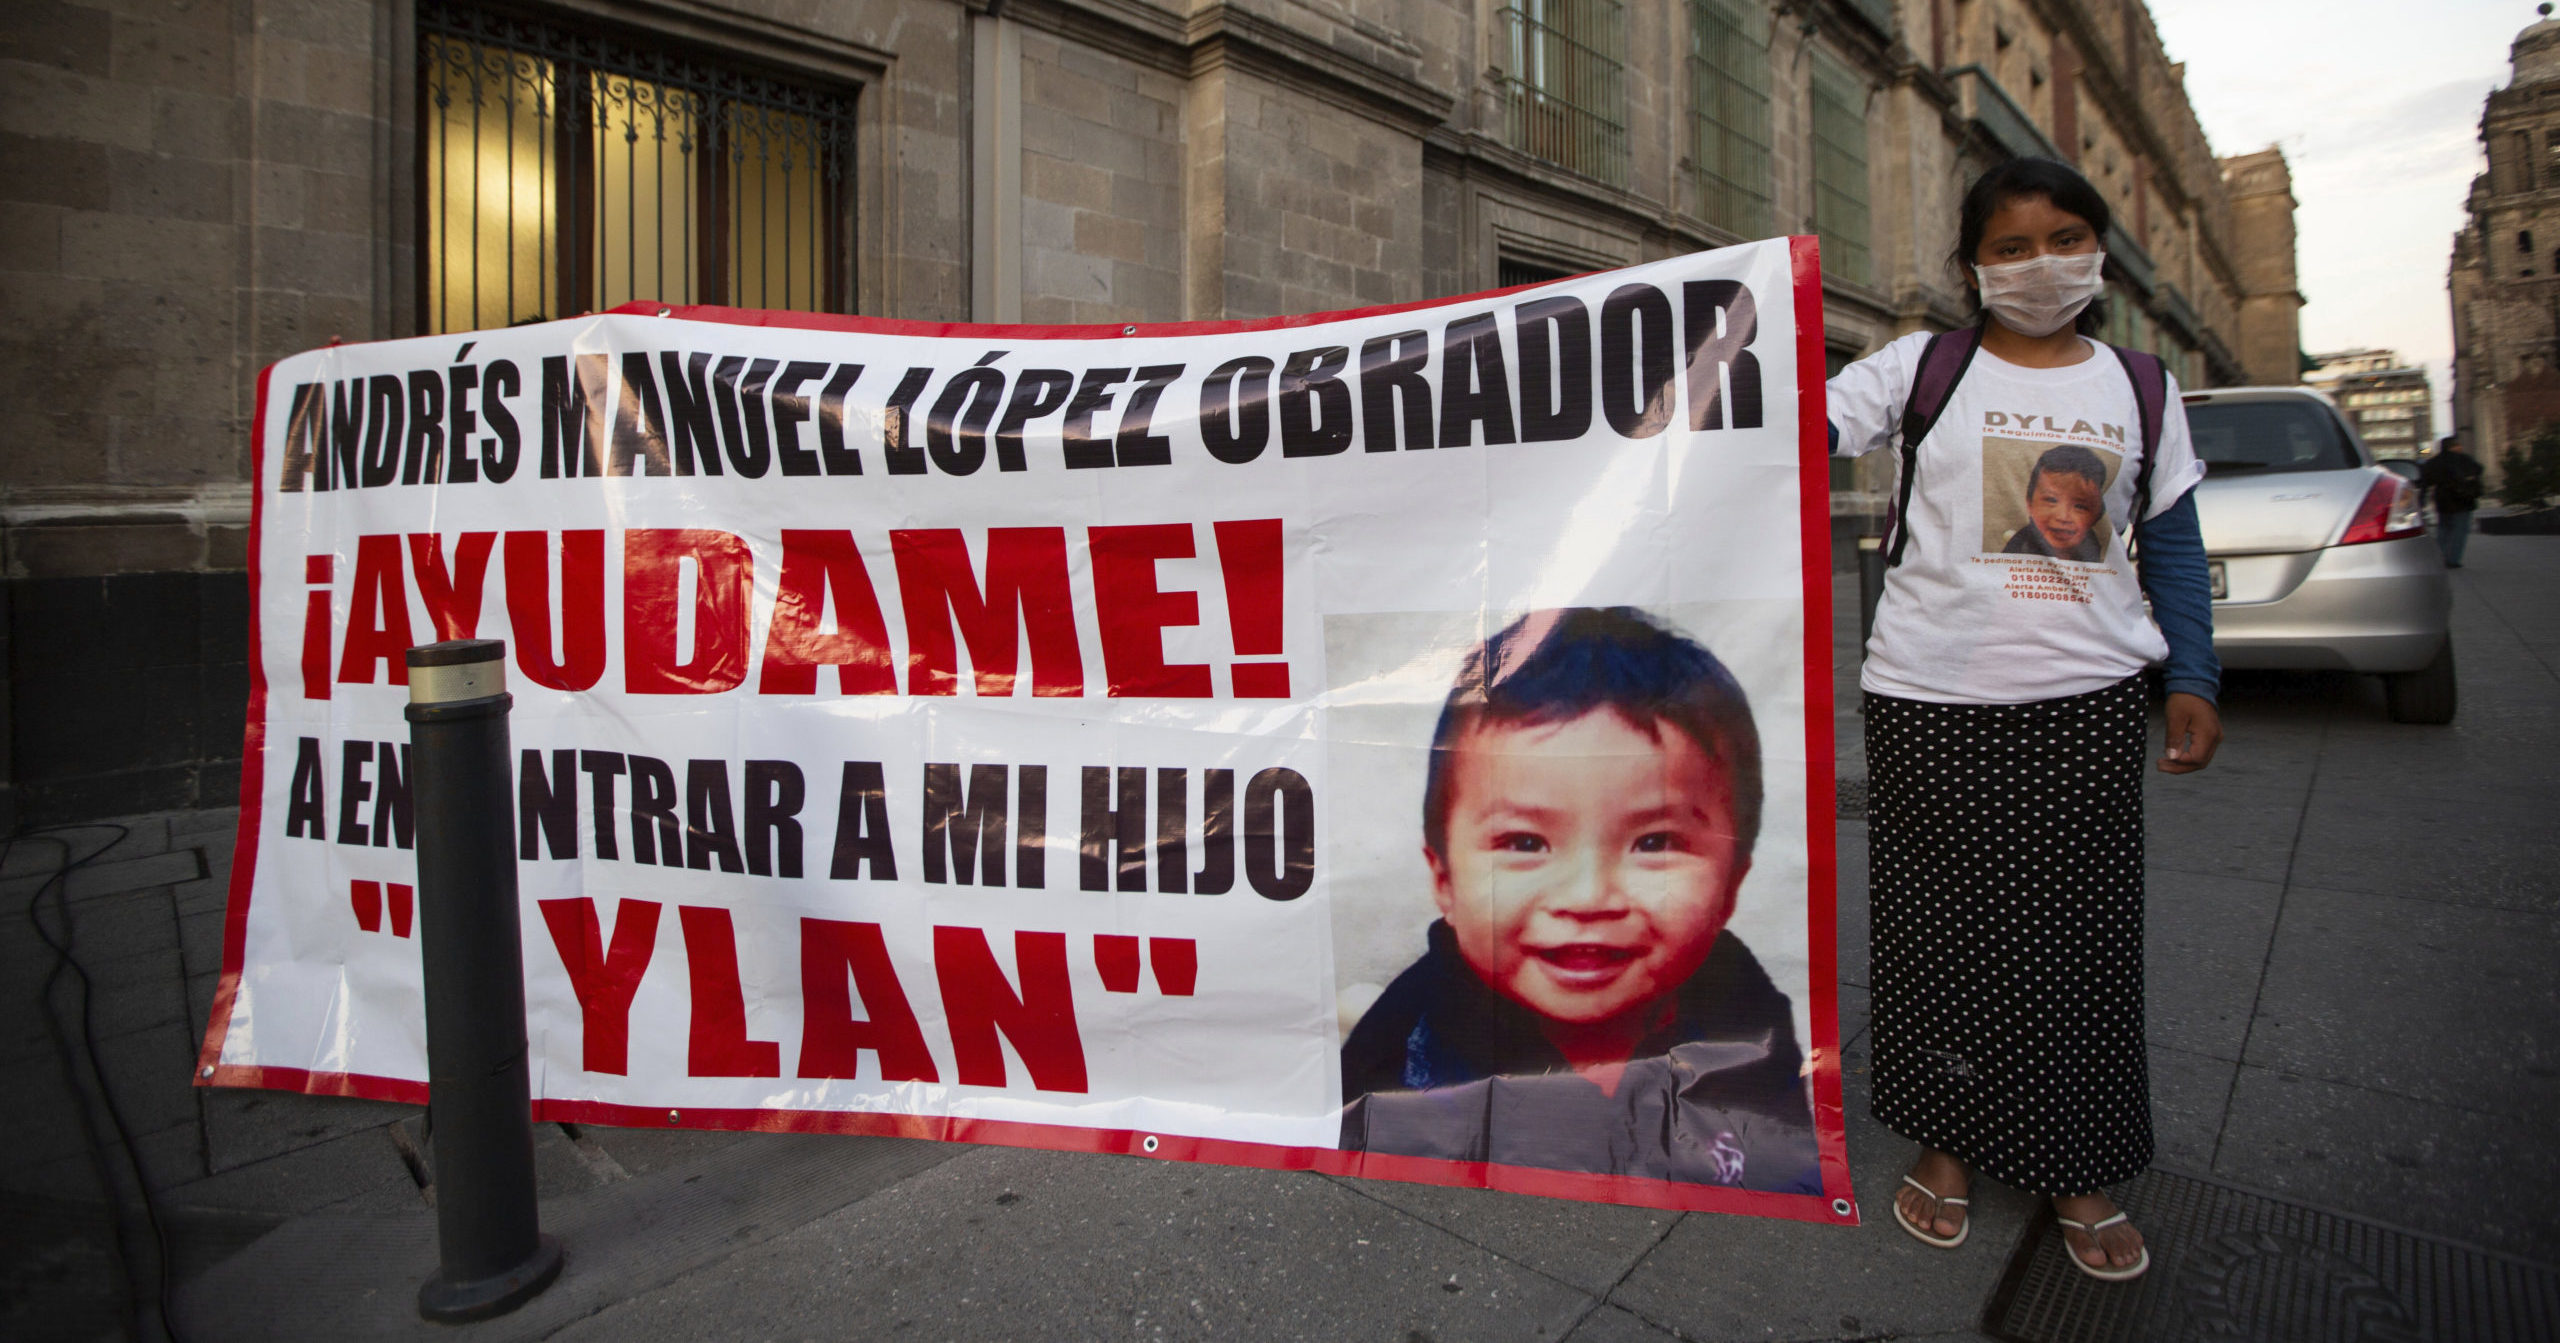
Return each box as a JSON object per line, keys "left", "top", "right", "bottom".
{"left": 2027, "top": 443, "right": 2108, "bottom": 498}
{"left": 1421, "top": 607, "right": 1761, "bottom": 867}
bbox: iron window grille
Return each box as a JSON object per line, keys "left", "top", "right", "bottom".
{"left": 418, "top": 0, "right": 856, "bottom": 334}
{"left": 1808, "top": 51, "right": 1872, "bottom": 288}
{"left": 1498, "top": 256, "right": 1577, "bottom": 289}
{"left": 1687, "top": 0, "right": 1772, "bottom": 239}
{"left": 1495, "top": 1, "right": 1629, "bottom": 188}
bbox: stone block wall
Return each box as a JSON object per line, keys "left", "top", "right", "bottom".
{"left": 1209, "top": 73, "right": 1422, "bottom": 319}
{"left": 1017, "top": 28, "right": 1184, "bottom": 325}
{"left": 1, "top": 0, "right": 269, "bottom": 825}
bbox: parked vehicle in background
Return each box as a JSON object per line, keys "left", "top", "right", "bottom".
{"left": 2179, "top": 387, "right": 2455, "bottom": 723}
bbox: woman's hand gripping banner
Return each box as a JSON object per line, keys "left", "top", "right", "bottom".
{"left": 203, "top": 237, "right": 1852, "bottom": 1221}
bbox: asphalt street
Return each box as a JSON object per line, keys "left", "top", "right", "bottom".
{"left": 5, "top": 534, "right": 2555, "bottom": 1342}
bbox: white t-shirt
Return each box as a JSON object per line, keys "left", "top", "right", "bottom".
{"left": 1829, "top": 331, "right": 2203, "bottom": 705}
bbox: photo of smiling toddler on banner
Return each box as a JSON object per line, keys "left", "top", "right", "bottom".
{"left": 1337, "top": 608, "right": 1819, "bottom": 1193}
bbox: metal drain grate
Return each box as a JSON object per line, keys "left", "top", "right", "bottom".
{"left": 1984, "top": 1167, "right": 2560, "bottom": 1342}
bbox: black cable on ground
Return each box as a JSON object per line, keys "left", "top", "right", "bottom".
{"left": 10, "top": 822, "right": 186, "bottom": 1343}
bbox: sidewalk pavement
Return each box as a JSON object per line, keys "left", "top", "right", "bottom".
{"left": 7, "top": 537, "right": 2557, "bottom": 1342}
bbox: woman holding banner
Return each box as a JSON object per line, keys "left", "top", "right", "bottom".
{"left": 1825, "top": 157, "right": 2221, "bottom": 1282}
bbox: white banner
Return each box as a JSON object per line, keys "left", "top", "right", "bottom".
{"left": 203, "top": 237, "right": 1851, "bottom": 1219}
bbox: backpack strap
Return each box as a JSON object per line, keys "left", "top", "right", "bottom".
{"left": 1884, "top": 319, "right": 1987, "bottom": 567}
{"left": 2109, "top": 345, "right": 2170, "bottom": 555}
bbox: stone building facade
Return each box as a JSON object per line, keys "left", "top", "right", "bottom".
{"left": 0, "top": 0, "right": 2296, "bottom": 823}
{"left": 2225, "top": 146, "right": 2304, "bottom": 389}
{"left": 2450, "top": 10, "right": 2560, "bottom": 495}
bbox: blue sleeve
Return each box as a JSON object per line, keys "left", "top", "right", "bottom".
{"left": 2135, "top": 490, "right": 2220, "bottom": 703}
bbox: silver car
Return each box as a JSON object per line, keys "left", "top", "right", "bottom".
{"left": 2180, "top": 387, "right": 2455, "bottom": 723}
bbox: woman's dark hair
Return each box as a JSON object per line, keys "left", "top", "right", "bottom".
{"left": 1951, "top": 157, "right": 2115, "bottom": 338}
{"left": 2026, "top": 443, "right": 2108, "bottom": 498}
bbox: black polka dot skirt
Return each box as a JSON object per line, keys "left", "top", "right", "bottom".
{"left": 1864, "top": 675, "right": 2152, "bottom": 1197}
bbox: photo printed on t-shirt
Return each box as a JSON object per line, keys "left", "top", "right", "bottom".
{"left": 1980, "top": 433, "right": 2124, "bottom": 563}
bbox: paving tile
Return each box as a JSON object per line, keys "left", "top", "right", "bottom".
{"left": 0, "top": 1190, "right": 127, "bottom": 1343}
{"left": 0, "top": 944, "right": 71, "bottom": 1043}
{"left": 453, "top": 1119, "right": 632, "bottom": 1199}
{"left": 2151, "top": 717, "right": 2322, "bottom": 799}
{"left": 0, "top": 816, "right": 171, "bottom": 878}
{"left": 72, "top": 850, "right": 207, "bottom": 901}
{"left": 0, "top": 1052, "right": 100, "bottom": 1167}
{"left": 171, "top": 808, "right": 242, "bottom": 844}
{"left": 10, "top": 887, "right": 177, "bottom": 966}
{"left": 160, "top": 1203, "right": 290, "bottom": 1287}
{"left": 2146, "top": 1045, "right": 2236, "bottom": 1174}
{"left": 569, "top": 1124, "right": 753, "bottom": 1178}
{"left": 175, "top": 1132, "right": 962, "bottom": 1342}
{"left": 71, "top": 946, "right": 192, "bottom": 1040}
{"left": 0, "top": 1121, "right": 204, "bottom": 1207}
{"left": 2144, "top": 780, "right": 2304, "bottom": 884}
{"left": 0, "top": 849, "right": 204, "bottom": 905}
{"left": 552, "top": 1145, "right": 1600, "bottom": 1343}
{"left": 161, "top": 1122, "right": 418, "bottom": 1218}
{"left": 0, "top": 1002, "right": 57, "bottom": 1065}
{"left": 1836, "top": 981, "right": 1870, "bottom": 1053}
{"left": 2311, "top": 723, "right": 2560, "bottom": 800}
{"left": 1608, "top": 1097, "right": 2035, "bottom": 1343}
{"left": 2213, "top": 669, "right": 2370, "bottom": 728}
{"left": 174, "top": 873, "right": 232, "bottom": 918}
{"left": 2289, "top": 789, "right": 2560, "bottom": 913}
{"left": 177, "top": 906, "right": 223, "bottom": 976}
{"left": 2213, "top": 1065, "right": 2560, "bottom": 1268}
{"left": 186, "top": 970, "right": 219, "bottom": 1040}
{"left": 1560, "top": 1302, "right": 1681, "bottom": 1341}
{"left": 1330, "top": 1172, "right": 1675, "bottom": 1298}
{"left": 2244, "top": 885, "right": 2560, "bottom": 1122}
{"left": 2144, "top": 871, "right": 2284, "bottom": 1061}
{"left": 1, "top": 972, "right": 194, "bottom": 1120}
{"left": 202, "top": 1087, "right": 419, "bottom": 1174}
{"left": 1835, "top": 820, "right": 1869, "bottom": 990}
{"left": 85, "top": 1020, "right": 204, "bottom": 1140}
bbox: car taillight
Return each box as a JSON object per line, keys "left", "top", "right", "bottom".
{"left": 2339, "top": 473, "right": 2424, "bottom": 545}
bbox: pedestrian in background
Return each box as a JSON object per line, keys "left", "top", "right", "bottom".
{"left": 2419, "top": 435, "right": 2485, "bottom": 568}
{"left": 1826, "top": 157, "right": 2222, "bottom": 1282}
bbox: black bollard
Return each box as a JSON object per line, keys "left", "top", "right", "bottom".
{"left": 406, "top": 639, "right": 564, "bottom": 1322}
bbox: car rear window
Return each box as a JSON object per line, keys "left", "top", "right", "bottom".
{"left": 2184, "top": 400, "right": 2360, "bottom": 474}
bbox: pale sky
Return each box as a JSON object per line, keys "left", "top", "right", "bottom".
{"left": 2148, "top": 0, "right": 2536, "bottom": 430}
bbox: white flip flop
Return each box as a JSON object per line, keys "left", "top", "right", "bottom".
{"left": 2056, "top": 1210, "right": 2151, "bottom": 1281}
{"left": 1892, "top": 1173, "right": 1970, "bottom": 1249}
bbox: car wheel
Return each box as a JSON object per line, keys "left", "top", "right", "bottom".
{"left": 2384, "top": 639, "right": 2457, "bottom": 725}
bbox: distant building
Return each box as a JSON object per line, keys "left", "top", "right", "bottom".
{"left": 2307, "top": 351, "right": 2434, "bottom": 461}
{"left": 2449, "top": 7, "right": 2560, "bottom": 491}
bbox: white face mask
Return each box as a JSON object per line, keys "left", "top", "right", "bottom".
{"left": 1974, "top": 251, "right": 2107, "bottom": 338}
